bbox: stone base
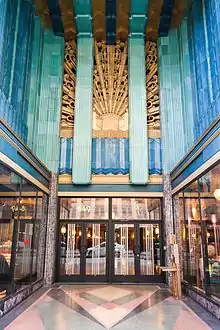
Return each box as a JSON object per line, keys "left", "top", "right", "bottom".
{"left": 0, "top": 279, "right": 43, "bottom": 319}
{"left": 182, "top": 282, "right": 220, "bottom": 320}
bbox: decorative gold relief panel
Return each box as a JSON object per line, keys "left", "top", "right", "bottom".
{"left": 61, "top": 40, "right": 76, "bottom": 137}
{"left": 146, "top": 41, "right": 160, "bottom": 131}
{"left": 93, "top": 41, "right": 128, "bottom": 138}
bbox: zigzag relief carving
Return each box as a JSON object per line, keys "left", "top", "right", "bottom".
{"left": 146, "top": 41, "right": 160, "bottom": 129}
{"left": 61, "top": 40, "right": 76, "bottom": 132}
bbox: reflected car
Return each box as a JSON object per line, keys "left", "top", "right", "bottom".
{"left": 86, "top": 242, "right": 125, "bottom": 258}
{"left": 60, "top": 241, "right": 80, "bottom": 258}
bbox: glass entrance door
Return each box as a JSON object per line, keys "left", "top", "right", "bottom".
{"left": 113, "top": 222, "right": 162, "bottom": 282}
{"left": 58, "top": 222, "right": 108, "bottom": 281}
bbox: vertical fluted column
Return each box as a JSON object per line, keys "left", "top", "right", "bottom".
{"left": 36, "top": 30, "right": 64, "bottom": 171}
{"left": 72, "top": 37, "right": 93, "bottom": 184}
{"left": 158, "top": 29, "right": 185, "bottom": 173}
{"left": 128, "top": 37, "right": 148, "bottom": 184}
{"left": 27, "top": 16, "right": 44, "bottom": 150}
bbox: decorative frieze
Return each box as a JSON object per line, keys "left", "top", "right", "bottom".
{"left": 146, "top": 41, "right": 160, "bottom": 129}
{"left": 61, "top": 40, "right": 76, "bottom": 133}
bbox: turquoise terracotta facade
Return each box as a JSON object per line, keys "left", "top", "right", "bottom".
{"left": 158, "top": 30, "right": 183, "bottom": 174}
{"left": 128, "top": 0, "right": 149, "bottom": 184}
{"left": 0, "top": 0, "right": 34, "bottom": 142}
{"left": 72, "top": 37, "right": 93, "bottom": 184}
{"left": 158, "top": 0, "right": 220, "bottom": 173}
{"left": 128, "top": 37, "right": 148, "bottom": 184}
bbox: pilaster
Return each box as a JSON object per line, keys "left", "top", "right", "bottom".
{"left": 44, "top": 173, "right": 58, "bottom": 285}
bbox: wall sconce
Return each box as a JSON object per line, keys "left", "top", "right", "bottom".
{"left": 214, "top": 189, "right": 220, "bottom": 201}
{"left": 61, "top": 225, "right": 66, "bottom": 235}
{"left": 79, "top": 231, "right": 82, "bottom": 236}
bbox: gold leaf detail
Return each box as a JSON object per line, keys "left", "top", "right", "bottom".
{"left": 93, "top": 41, "right": 128, "bottom": 131}
{"left": 146, "top": 41, "right": 160, "bottom": 129}
{"left": 93, "top": 130, "right": 128, "bottom": 138}
{"left": 61, "top": 40, "right": 76, "bottom": 131}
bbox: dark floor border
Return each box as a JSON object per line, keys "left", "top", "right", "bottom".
{"left": 0, "top": 279, "right": 43, "bottom": 319}
{"left": 182, "top": 282, "right": 220, "bottom": 320}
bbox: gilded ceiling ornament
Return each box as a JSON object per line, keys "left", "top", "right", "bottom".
{"left": 61, "top": 40, "right": 76, "bottom": 131}
{"left": 92, "top": 129, "right": 128, "bottom": 139}
{"left": 146, "top": 41, "right": 160, "bottom": 129}
{"left": 93, "top": 41, "right": 128, "bottom": 133}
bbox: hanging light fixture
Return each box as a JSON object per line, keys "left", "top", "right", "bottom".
{"left": 214, "top": 189, "right": 220, "bottom": 200}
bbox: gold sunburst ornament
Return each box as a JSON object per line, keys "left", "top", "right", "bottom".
{"left": 93, "top": 41, "right": 128, "bottom": 132}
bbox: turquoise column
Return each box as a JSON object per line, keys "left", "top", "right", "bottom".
{"left": 178, "top": 18, "right": 194, "bottom": 152}
{"left": 0, "top": 0, "right": 8, "bottom": 81}
{"left": 129, "top": 0, "right": 149, "bottom": 184}
{"left": 27, "top": 16, "right": 44, "bottom": 150}
{"left": 72, "top": 0, "right": 93, "bottom": 184}
{"left": 11, "top": 0, "right": 34, "bottom": 141}
{"left": 158, "top": 29, "right": 185, "bottom": 173}
{"left": 36, "top": 30, "right": 64, "bottom": 172}
{"left": 72, "top": 37, "right": 93, "bottom": 184}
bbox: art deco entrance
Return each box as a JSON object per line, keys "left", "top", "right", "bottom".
{"left": 57, "top": 197, "right": 163, "bottom": 283}
{"left": 58, "top": 221, "right": 109, "bottom": 282}
{"left": 113, "top": 223, "right": 162, "bottom": 282}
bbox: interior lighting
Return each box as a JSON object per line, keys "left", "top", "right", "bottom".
{"left": 155, "top": 227, "right": 159, "bottom": 235}
{"left": 61, "top": 225, "right": 66, "bottom": 234}
{"left": 214, "top": 189, "right": 220, "bottom": 201}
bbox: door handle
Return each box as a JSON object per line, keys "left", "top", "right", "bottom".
{"left": 133, "top": 245, "right": 141, "bottom": 256}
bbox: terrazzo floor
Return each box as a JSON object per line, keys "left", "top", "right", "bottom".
{"left": 1, "top": 285, "right": 217, "bottom": 330}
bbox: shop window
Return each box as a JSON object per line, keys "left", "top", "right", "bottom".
{"left": 199, "top": 164, "right": 220, "bottom": 298}
{"left": 0, "top": 163, "right": 21, "bottom": 297}
{"left": 181, "top": 181, "right": 204, "bottom": 290}
{"left": 0, "top": 162, "right": 47, "bottom": 299}
{"left": 112, "top": 198, "right": 162, "bottom": 220}
{"left": 60, "top": 198, "right": 109, "bottom": 219}
{"left": 178, "top": 162, "right": 220, "bottom": 301}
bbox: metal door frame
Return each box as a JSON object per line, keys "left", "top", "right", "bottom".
{"left": 57, "top": 220, "right": 109, "bottom": 282}
{"left": 111, "top": 220, "right": 164, "bottom": 283}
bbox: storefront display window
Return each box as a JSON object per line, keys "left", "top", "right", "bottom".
{"left": 0, "top": 162, "right": 48, "bottom": 299}
{"left": 176, "top": 162, "right": 220, "bottom": 300}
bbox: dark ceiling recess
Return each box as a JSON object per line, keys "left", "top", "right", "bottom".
{"left": 35, "top": 0, "right": 187, "bottom": 41}
{"left": 158, "top": 0, "right": 175, "bottom": 37}
{"left": 48, "top": 0, "right": 64, "bottom": 37}
{"left": 106, "top": 0, "right": 116, "bottom": 45}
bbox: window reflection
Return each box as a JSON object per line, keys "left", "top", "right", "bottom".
{"left": 112, "top": 198, "right": 161, "bottom": 220}
{"left": 0, "top": 162, "right": 47, "bottom": 299}
{"left": 60, "top": 198, "right": 109, "bottom": 219}
{"left": 179, "top": 162, "right": 220, "bottom": 299}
